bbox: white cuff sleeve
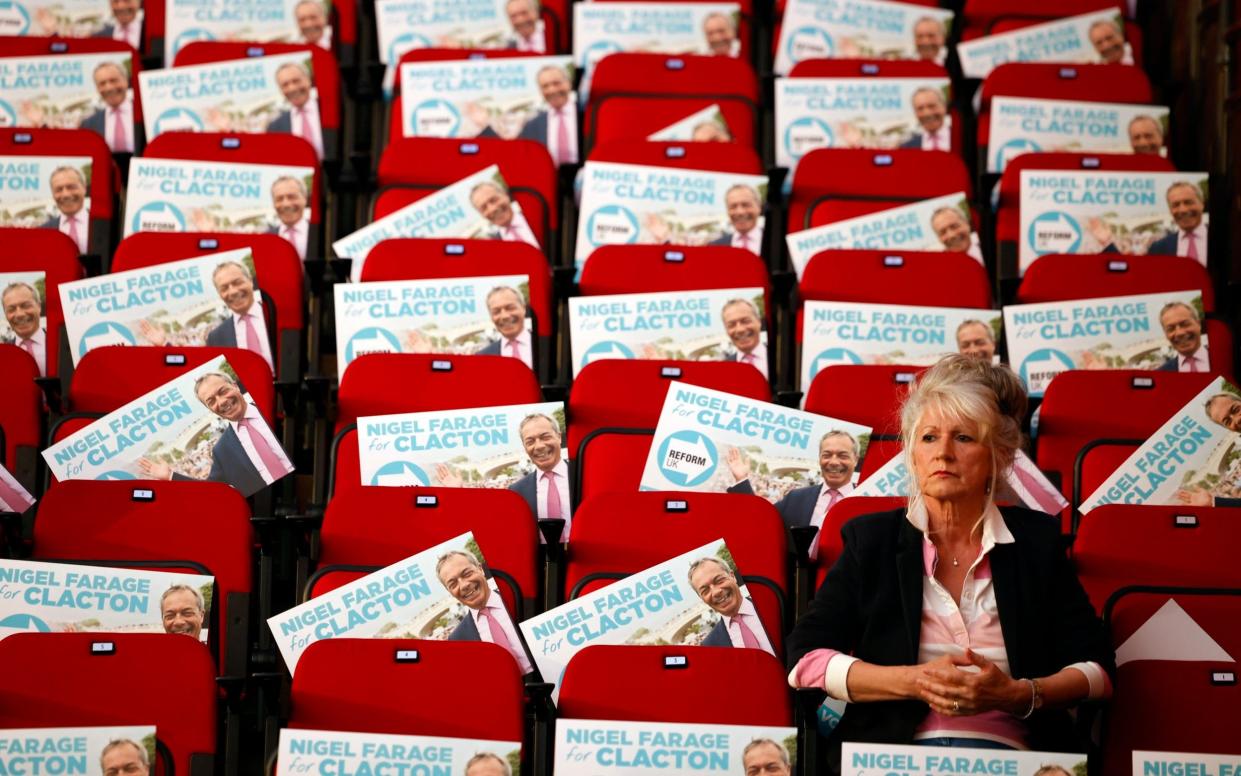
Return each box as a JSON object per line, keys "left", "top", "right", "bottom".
{"left": 1066, "top": 661, "right": 1108, "bottom": 699}
{"left": 825, "top": 654, "right": 860, "bottom": 702}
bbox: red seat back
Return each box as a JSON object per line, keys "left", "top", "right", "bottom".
{"left": 576, "top": 431, "right": 654, "bottom": 502}
{"left": 587, "top": 139, "right": 763, "bottom": 175}
{"left": 804, "top": 365, "right": 925, "bottom": 436}
{"left": 0, "top": 227, "right": 85, "bottom": 378}
{"left": 0, "top": 128, "right": 117, "bottom": 219}
{"left": 580, "top": 245, "right": 771, "bottom": 313}
{"left": 813, "top": 496, "right": 908, "bottom": 585}
{"left": 1017, "top": 254, "right": 1215, "bottom": 312}
{"left": 0, "top": 347, "right": 42, "bottom": 483}
{"left": 800, "top": 249, "right": 992, "bottom": 309}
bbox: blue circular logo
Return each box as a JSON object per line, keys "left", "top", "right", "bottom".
{"left": 153, "top": 107, "right": 204, "bottom": 136}
{"left": 1027, "top": 210, "right": 1082, "bottom": 256}
{"left": 387, "top": 32, "right": 432, "bottom": 66}
{"left": 786, "top": 26, "right": 833, "bottom": 63}
{"left": 580, "top": 340, "right": 634, "bottom": 370}
{"left": 0, "top": 3, "right": 33, "bottom": 35}
{"left": 97, "top": 470, "right": 137, "bottom": 480}
{"left": 784, "top": 117, "right": 834, "bottom": 161}
{"left": 582, "top": 40, "right": 623, "bottom": 68}
{"left": 370, "top": 461, "right": 430, "bottom": 487}
{"left": 79, "top": 321, "right": 136, "bottom": 357}
{"left": 1018, "top": 348, "right": 1076, "bottom": 394}
{"left": 410, "top": 98, "right": 461, "bottom": 137}
{"left": 130, "top": 201, "right": 187, "bottom": 235}
{"left": 808, "top": 347, "right": 863, "bottom": 382}
{"left": 171, "top": 28, "right": 215, "bottom": 58}
{"left": 0, "top": 613, "right": 49, "bottom": 632}
{"left": 993, "top": 138, "right": 1040, "bottom": 171}
{"left": 586, "top": 204, "right": 639, "bottom": 247}
{"left": 346, "top": 327, "right": 401, "bottom": 363}
{"left": 0, "top": 99, "right": 16, "bottom": 128}
{"left": 655, "top": 430, "right": 718, "bottom": 488}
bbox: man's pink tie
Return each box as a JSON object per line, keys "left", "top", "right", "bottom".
{"left": 239, "top": 417, "right": 286, "bottom": 479}
{"left": 734, "top": 614, "right": 762, "bottom": 649}
{"left": 282, "top": 225, "right": 297, "bottom": 248}
{"left": 66, "top": 216, "right": 82, "bottom": 252}
{"left": 112, "top": 108, "right": 129, "bottom": 152}
{"left": 242, "top": 313, "right": 266, "bottom": 361}
{"left": 1185, "top": 232, "right": 1199, "bottom": 261}
{"left": 1186, "top": 355, "right": 1200, "bottom": 372}
{"left": 0, "top": 475, "right": 29, "bottom": 513}
{"left": 20, "top": 339, "right": 36, "bottom": 359}
{"left": 928, "top": 132, "right": 940, "bottom": 150}
{"left": 479, "top": 608, "right": 530, "bottom": 672}
{"left": 555, "top": 107, "right": 571, "bottom": 165}
{"left": 1011, "top": 461, "right": 1064, "bottom": 516}
{"left": 543, "top": 470, "right": 562, "bottom": 519}
{"left": 808, "top": 488, "right": 842, "bottom": 561}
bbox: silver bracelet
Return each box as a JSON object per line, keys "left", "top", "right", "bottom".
{"left": 1019, "top": 678, "right": 1038, "bottom": 720}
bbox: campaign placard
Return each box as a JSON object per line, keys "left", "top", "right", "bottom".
{"left": 0, "top": 52, "right": 137, "bottom": 153}
{"left": 520, "top": 539, "right": 772, "bottom": 696}
{"left": 333, "top": 165, "right": 540, "bottom": 281}
{"left": 575, "top": 161, "right": 769, "bottom": 273}
{"left": 776, "top": 77, "right": 952, "bottom": 170}
{"left": 0, "top": 727, "right": 157, "bottom": 776}
{"left": 1018, "top": 170, "right": 1210, "bottom": 273}
{"left": 774, "top": 0, "right": 955, "bottom": 75}
{"left": 0, "top": 0, "right": 115, "bottom": 37}
{"left": 0, "top": 270, "right": 46, "bottom": 343}
{"left": 59, "top": 248, "right": 253, "bottom": 366}
{"left": 0, "top": 463, "right": 35, "bottom": 513}
{"left": 568, "top": 288, "right": 765, "bottom": 378}
{"left": 334, "top": 274, "right": 531, "bottom": 374}
{"left": 165, "top": 0, "right": 330, "bottom": 64}
{"left": 786, "top": 192, "right": 978, "bottom": 279}
{"left": 0, "top": 558, "right": 213, "bottom": 639}
{"left": 801, "top": 301, "right": 1000, "bottom": 389}
{"left": 399, "top": 55, "right": 575, "bottom": 140}
{"left": 987, "top": 97, "right": 1170, "bottom": 173}
{"left": 573, "top": 3, "right": 742, "bottom": 72}
{"left": 1004, "top": 290, "right": 1207, "bottom": 397}
{"left": 555, "top": 719, "right": 797, "bottom": 776}
{"left": 843, "top": 743, "right": 1083, "bottom": 776}
{"left": 139, "top": 53, "right": 322, "bottom": 144}
{"left": 357, "top": 400, "right": 563, "bottom": 488}
{"left": 1134, "top": 752, "right": 1239, "bottom": 776}
{"left": 957, "top": 8, "right": 1131, "bottom": 80}
{"left": 639, "top": 381, "right": 872, "bottom": 503}
{"left": 268, "top": 532, "right": 533, "bottom": 675}
{"left": 852, "top": 448, "right": 1070, "bottom": 515}
{"left": 375, "top": 0, "right": 516, "bottom": 67}
{"left": 278, "top": 728, "right": 521, "bottom": 776}
{"left": 123, "top": 157, "right": 316, "bottom": 241}
{"left": 0, "top": 155, "right": 92, "bottom": 233}
{"left": 41, "top": 356, "right": 294, "bottom": 497}
{"left": 647, "top": 104, "right": 732, "bottom": 142}
{"left": 1080, "top": 377, "right": 1241, "bottom": 514}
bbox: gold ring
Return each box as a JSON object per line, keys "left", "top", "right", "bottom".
{"left": 953, "top": 700, "right": 960, "bottom": 712}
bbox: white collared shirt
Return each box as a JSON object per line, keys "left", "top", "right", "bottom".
{"left": 497, "top": 206, "right": 540, "bottom": 248}
{"left": 231, "top": 298, "right": 274, "bottom": 373}
{"left": 111, "top": 11, "right": 143, "bottom": 49}
{"left": 731, "top": 223, "right": 763, "bottom": 255}
{"left": 1177, "top": 224, "right": 1208, "bottom": 266}
{"left": 510, "top": 20, "right": 546, "bottom": 52}
{"left": 1177, "top": 347, "right": 1209, "bottom": 373}
{"left": 735, "top": 342, "right": 768, "bottom": 378}
{"left": 809, "top": 481, "right": 854, "bottom": 535}
{"left": 543, "top": 105, "right": 578, "bottom": 165}
{"left": 534, "top": 458, "right": 572, "bottom": 541}
{"left": 309, "top": 25, "right": 333, "bottom": 51}
{"left": 495, "top": 327, "right": 533, "bottom": 369}
{"left": 289, "top": 97, "right": 324, "bottom": 159}
{"left": 228, "top": 403, "right": 292, "bottom": 485}
{"left": 277, "top": 214, "right": 309, "bottom": 260}
{"left": 469, "top": 589, "right": 534, "bottom": 674}
{"left": 14, "top": 327, "right": 47, "bottom": 377}
{"left": 57, "top": 210, "right": 89, "bottom": 254}
{"left": 724, "top": 597, "right": 776, "bottom": 656}
{"left": 919, "top": 123, "right": 952, "bottom": 151}
{"left": 964, "top": 232, "right": 984, "bottom": 266}
{"left": 104, "top": 96, "right": 135, "bottom": 153}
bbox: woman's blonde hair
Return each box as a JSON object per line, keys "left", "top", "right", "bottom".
{"left": 899, "top": 355, "right": 1027, "bottom": 518}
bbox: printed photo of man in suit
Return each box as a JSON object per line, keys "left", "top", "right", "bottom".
{"left": 900, "top": 87, "right": 950, "bottom": 151}
{"left": 702, "top": 12, "right": 739, "bottom": 57}
{"left": 774, "top": 431, "right": 858, "bottom": 559}
{"left": 41, "top": 166, "right": 89, "bottom": 254}
{"left": 137, "top": 370, "right": 294, "bottom": 496}
{"left": 688, "top": 556, "right": 774, "bottom": 655}
{"left": 521, "top": 65, "right": 577, "bottom": 166}
{"left": 930, "top": 206, "right": 984, "bottom": 264}
{"left": 1090, "top": 181, "right": 1207, "bottom": 262}
{"left": 1177, "top": 392, "right": 1241, "bottom": 508}
{"left": 510, "top": 413, "right": 570, "bottom": 541}
{"left": 720, "top": 297, "right": 767, "bottom": 378}
{"left": 1128, "top": 115, "right": 1165, "bottom": 155}
{"left": 741, "top": 739, "right": 792, "bottom": 776}
{"left": 709, "top": 185, "right": 763, "bottom": 256}
{"left": 269, "top": 176, "right": 310, "bottom": 260}
{"left": 476, "top": 286, "right": 532, "bottom": 368}
{"left": 469, "top": 181, "right": 539, "bottom": 247}
{"left": 80, "top": 61, "right": 137, "bottom": 153}
{"left": 295, "top": 0, "right": 332, "bottom": 51}
{"left": 956, "top": 319, "right": 996, "bottom": 362}
{"left": 267, "top": 61, "right": 324, "bottom": 158}
{"left": 92, "top": 0, "right": 143, "bottom": 50}
{"left": 1157, "top": 301, "right": 1208, "bottom": 373}
{"left": 2, "top": 281, "right": 47, "bottom": 376}
{"left": 912, "top": 16, "right": 947, "bottom": 64}
{"left": 160, "top": 584, "right": 205, "bottom": 641}
{"left": 436, "top": 549, "right": 534, "bottom": 674}
{"left": 504, "top": 0, "right": 545, "bottom": 52}
{"left": 99, "top": 739, "right": 149, "bottom": 776}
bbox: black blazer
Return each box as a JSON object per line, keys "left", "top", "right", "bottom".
{"left": 788, "top": 506, "right": 1111, "bottom": 764}
{"left": 172, "top": 425, "right": 267, "bottom": 496}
